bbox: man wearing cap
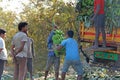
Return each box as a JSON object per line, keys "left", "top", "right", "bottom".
{"left": 44, "top": 25, "right": 60, "bottom": 80}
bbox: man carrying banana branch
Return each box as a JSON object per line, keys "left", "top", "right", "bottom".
{"left": 44, "top": 24, "right": 60, "bottom": 80}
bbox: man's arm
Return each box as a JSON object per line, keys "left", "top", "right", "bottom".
{"left": 0, "top": 48, "right": 3, "bottom": 53}
{"left": 57, "top": 45, "right": 63, "bottom": 50}
{"left": 0, "top": 40, "right": 3, "bottom": 53}
{"left": 47, "top": 31, "right": 54, "bottom": 44}
{"left": 15, "top": 41, "right": 26, "bottom": 55}
{"left": 91, "top": 4, "right": 100, "bottom": 21}
{"left": 57, "top": 39, "right": 66, "bottom": 50}
{"left": 31, "top": 39, "right": 35, "bottom": 58}
{"left": 15, "top": 33, "right": 28, "bottom": 55}
{"left": 10, "top": 45, "right": 15, "bottom": 56}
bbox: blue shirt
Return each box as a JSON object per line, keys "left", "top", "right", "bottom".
{"left": 47, "top": 30, "right": 55, "bottom": 56}
{"left": 47, "top": 30, "right": 54, "bottom": 49}
{"left": 61, "top": 38, "right": 80, "bottom": 60}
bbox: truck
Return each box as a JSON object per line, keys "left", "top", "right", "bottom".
{"left": 79, "top": 22, "right": 120, "bottom": 62}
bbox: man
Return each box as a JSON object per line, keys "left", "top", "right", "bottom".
{"left": 91, "top": 0, "right": 106, "bottom": 48}
{"left": 0, "top": 29, "right": 7, "bottom": 80}
{"left": 11, "top": 22, "right": 28, "bottom": 80}
{"left": 57, "top": 30, "right": 83, "bottom": 80}
{"left": 26, "top": 36, "right": 35, "bottom": 80}
{"left": 44, "top": 25, "right": 60, "bottom": 80}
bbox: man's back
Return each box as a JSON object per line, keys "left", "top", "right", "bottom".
{"left": 12, "top": 31, "right": 28, "bottom": 57}
{"left": 47, "top": 30, "right": 54, "bottom": 50}
{"left": 61, "top": 38, "right": 80, "bottom": 60}
{"left": 0, "top": 37, "right": 7, "bottom": 60}
{"left": 94, "top": 0, "right": 104, "bottom": 14}
{"left": 13, "top": 32, "right": 26, "bottom": 48}
{"left": 27, "top": 37, "right": 34, "bottom": 58}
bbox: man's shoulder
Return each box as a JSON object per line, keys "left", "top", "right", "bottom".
{"left": 29, "top": 38, "right": 34, "bottom": 42}
{"left": 62, "top": 38, "right": 72, "bottom": 42}
{"left": 15, "top": 32, "right": 26, "bottom": 37}
{"left": 62, "top": 38, "right": 68, "bottom": 42}
{"left": 50, "top": 30, "right": 55, "bottom": 35}
{"left": 19, "top": 32, "right": 26, "bottom": 36}
{"left": 0, "top": 37, "right": 2, "bottom": 40}
{"left": 0, "top": 37, "right": 4, "bottom": 42}
{"left": 95, "top": 0, "right": 104, "bottom": 3}
{"left": 69, "top": 38, "right": 78, "bottom": 44}
{"left": 67, "top": 38, "right": 76, "bottom": 41}
{"left": 13, "top": 32, "right": 27, "bottom": 40}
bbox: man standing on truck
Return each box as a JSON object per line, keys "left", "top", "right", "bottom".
{"left": 91, "top": 0, "right": 106, "bottom": 49}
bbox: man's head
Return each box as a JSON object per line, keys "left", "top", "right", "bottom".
{"left": 18, "top": 22, "right": 28, "bottom": 33}
{"left": 66, "top": 30, "right": 74, "bottom": 38}
{"left": 0, "top": 29, "right": 6, "bottom": 39}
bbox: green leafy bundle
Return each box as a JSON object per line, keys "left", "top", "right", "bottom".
{"left": 105, "top": 0, "right": 120, "bottom": 33}
{"left": 76, "top": 0, "right": 93, "bottom": 28}
{"left": 52, "top": 30, "right": 65, "bottom": 57}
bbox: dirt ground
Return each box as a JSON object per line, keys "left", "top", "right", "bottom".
{"left": 2, "top": 48, "right": 120, "bottom": 80}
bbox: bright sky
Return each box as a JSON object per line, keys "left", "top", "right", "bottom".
{"left": 63, "top": 0, "right": 77, "bottom": 3}
{"left": 0, "top": 0, "right": 77, "bottom": 14}
{"left": 0, "top": 0, "right": 29, "bottom": 14}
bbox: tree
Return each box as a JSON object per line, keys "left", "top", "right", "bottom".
{"left": 20, "top": 0, "right": 78, "bottom": 53}
{"left": 19, "top": 0, "right": 78, "bottom": 71}
{"left": 0, "top": 7, "right": 17, "bottom": 50}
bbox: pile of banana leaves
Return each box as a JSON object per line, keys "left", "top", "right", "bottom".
{"left": 2, "top": 66, "right": 120, "bottom": 80}
{"left": 83, "top": 65, "right": 120, "bottom": 80}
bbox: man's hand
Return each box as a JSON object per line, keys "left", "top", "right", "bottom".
{"left": 91, "top": 4, "right": 100, "bottom": 22}
{"left": 10, "top": 50, "right": 17, "bottom": 63}
{"left": 57, "top": 45, "right": 63, "bottom": 50}
{"left": 90, "top": 15, "right": 96, "bottom": 25}
{"left": 90, "top": 16, "right": 95, "bottom": 22}
{"left": 9, "top": 53, "right": 14, "bottom": 57}
{"left": 0, "top": 48, "right": 3, "bottom": 53}
{"left": 33, "top": 54, "right": 35, "bottom": 59}
{"left": 10, "top": 49, "right": 15, "bottom": 57}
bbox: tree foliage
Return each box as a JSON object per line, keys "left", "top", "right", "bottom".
{"left": 18, "top": 0, "right": 79, "bottom": 71}
{"left": 0, "top": 7, "right": 17, "bottom": 50}
{"left": 105, "top": 0, "right": 120, "bottom": 33}
{"left": 20, "top": 0, "right": 78, "bottom": 54}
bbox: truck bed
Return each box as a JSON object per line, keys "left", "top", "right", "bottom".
{"left": 79, "top": 23, "right": 120, "bottom": 47}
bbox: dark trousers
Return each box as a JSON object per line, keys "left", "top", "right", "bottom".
{"left": 94, "top": 14, "right": 106, "bottom": 46}
{"left": 0, "top": 59, "right": 5, "bottom": 80}
{"left": 95, "top": 25, "right": 106, "bottom": 46}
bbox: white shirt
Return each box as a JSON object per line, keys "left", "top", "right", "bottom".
{"left": 12, "top": 32, "right": 28, "bottom": 57}
{"left": 0, "top": 37, "right": 7, "bottom": 60}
